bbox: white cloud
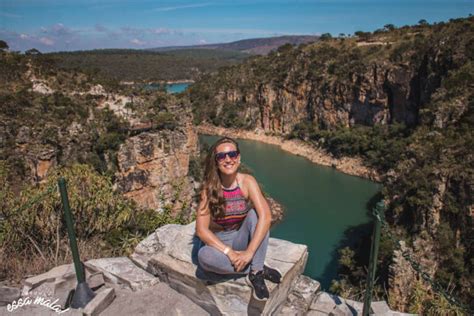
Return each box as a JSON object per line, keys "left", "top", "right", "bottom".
{"left": 151, "top": 28, "right": 172, "bottom": 35}
{"left": 0, "top": 12, "right": 22, "bottom": 18}
{"left": 39, "top": 37, "right": 55, "bottom": 46}
{"left": 152, "top": 3, "right": 213, "bottom": 12}
{"left": 130, "top": 38, "right": 146, "bottom": 46}
{"left": 20, "top": 34, "right": 29, "bottom": 39}
{"left": 198, "top": 39, "right": 207, "bottom": 44}
{"left": 179, "top": 27, "right": 288, "bottom": 36}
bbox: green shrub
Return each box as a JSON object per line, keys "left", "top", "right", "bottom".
{"left": 0, "top": 163, "right": 187, "bottom": 283}
{"left": 151, "top": 112, "right": 178, "bottom": 130}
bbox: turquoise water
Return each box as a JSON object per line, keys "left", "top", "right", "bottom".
{"left": 144, "top": 82, "right": 191, "bottom": 94}
{"left": 167, "top": 82, "right": 191, "bottom": 93}
{"left": 200, "top": 135, "right": 381, "bottom": 288}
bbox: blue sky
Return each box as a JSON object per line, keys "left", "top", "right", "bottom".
{"left": 0, "top": 0, "right": 472, "bottom": 52}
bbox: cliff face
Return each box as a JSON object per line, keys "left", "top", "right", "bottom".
{"left": 193, "top": 51, "right": 454, "bottom": 136}
{"left": 115, "top": 124, "right": 198, "bottom": 214}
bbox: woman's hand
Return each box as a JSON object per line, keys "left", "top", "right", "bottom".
{"left": 228, "top": 249, "right": 254, "bottom": 272}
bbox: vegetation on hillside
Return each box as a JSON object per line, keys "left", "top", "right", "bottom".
{"left": 41, "top": 48, "right": 250, "bottom": 82}
{"left": 0, "top": 48, "right": 195, "bottom": 285}
{"left": 0, "top": 49, "right": 192, "bottom": 185}
{"left": 0, "top": 163, "right": 187, "bottom": 285}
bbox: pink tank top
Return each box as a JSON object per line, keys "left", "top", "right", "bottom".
{"left": 213, "top": 180, "right": 251, "bottom": 231}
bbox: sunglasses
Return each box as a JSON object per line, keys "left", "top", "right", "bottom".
{"left": 215, "top": 150, "right": 240, "bottom": 162}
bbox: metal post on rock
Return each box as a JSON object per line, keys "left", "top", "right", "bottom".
{"left": 362, "top": 201, "right": 385, "bottom": 316}
{"left": 58, "top": 177, "right": 95, "bottom": 308}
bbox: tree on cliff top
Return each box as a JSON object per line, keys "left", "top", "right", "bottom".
{"left": 0, "top": 40, "right": 9, "bottom": 51}
{"left": 25, "top": 48, "right": 42, "bottom": 55}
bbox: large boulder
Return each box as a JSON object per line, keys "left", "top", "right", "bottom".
{"left": 131, "top": 222, "right": 308, "bottom": 315}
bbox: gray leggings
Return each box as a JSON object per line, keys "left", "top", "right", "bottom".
{"left": 197, "top": 209, "right": 269, "bottom": 274}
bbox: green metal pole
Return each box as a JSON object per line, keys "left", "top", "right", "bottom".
{"left": 58, "top": 177, "right": 85, "bottom": 283}
{"left": 58, "top": 177, "right": 95, "bottom": 308}
{"left": 362, "top": 201, "right": 385, "bottom": 316}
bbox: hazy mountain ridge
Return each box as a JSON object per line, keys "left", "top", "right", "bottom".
{"left": 148, "top": 35, "right": 320, "bottom": 55}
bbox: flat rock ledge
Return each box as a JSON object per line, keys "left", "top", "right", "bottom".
{"left": 131, "top": 222, "right": 309, "bottom": 315}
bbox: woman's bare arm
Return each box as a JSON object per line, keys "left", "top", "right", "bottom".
{"left": 244, "top": 175, "right": 272, "bottom": 254}
{"left": 232, "top": 174, "right": 272, "bottom": 272}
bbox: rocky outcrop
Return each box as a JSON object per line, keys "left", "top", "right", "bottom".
{"left": 3, "top": 222, "right": 410, "bottom": 315}
{"left": 115, "top": 124, "right": 198, "bottom": 213}
{"left": 100, "top": 283, "right": 208, "bottom": 316}
{"left": 11, "top": 123, "right": 91, "bottom": 184}
{"left": 2, "top": 258, "right": 207, "bottom": 316}
{"left": 276, "top": 275, "right": 321, "bottom": 314}
{"left": 129, "top": 221, "right": 409, "bottom": 315}
{"left": 85, "top": 257, "right": 159, "bottom": 291}
{"left": 131, "top": 222, "right": 309, "bottom": 315}
{"left": 30, "top": 81, "right": 54, "bottom": 95}
{"left": 197, "top": 124, "right": 381, "bottom": 182}
{"left": 266, "top": 196, "right": 284, "bottom": 224}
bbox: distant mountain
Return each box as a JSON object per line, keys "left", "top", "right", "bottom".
{"left": 147, "top": 35, "right": 320, "bottom": 55}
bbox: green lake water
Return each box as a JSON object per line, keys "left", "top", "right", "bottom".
{"left": 200, "top": 135, "right": 381, "bottom": 289}
{"left": 144, "top": 82, "right": 191, "bottom": 93}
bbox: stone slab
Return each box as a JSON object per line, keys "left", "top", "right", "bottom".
{"left": 82, "top": 287, "right": 115, "bottom": 316}
{"left": 100, "top": 283, "right": 208, "bottom": 316}
{"left": 371, "top": 301, "right": 391, "bottom": 314}
{"left": 344, "top": 299, "right": 363, "bottom": 315}
{"left": 0, "top": 287, "right": 21, "bottom": 306}
{"left": 52, "top": 279, "right": 74, "bottom": 309}
{"left": 276, "top": 275, "right": 321, "bottom": 315}
{"left": 21, "top": 264, "right": 107, "bottom": 310}
{"left": 85, "top": 257, "right": 159, "bottom": 291}
{"left": 23, "top": 264, "right": 75, "bottom": 293}
{"left": 0, "top": 304, "right": 83, "bottom": 316}
{"left": 306, "top": 311, "right": 330, "bottom": 316}
{"left": 309, "top": 292, "right": 354, "bottom": 315}
{"left": 131, "top": 222, "right": 308, "bottom": 315}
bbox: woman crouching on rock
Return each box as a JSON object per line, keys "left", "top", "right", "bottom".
{"left": 196, "top": 136, "right": 281, "bottom": 301}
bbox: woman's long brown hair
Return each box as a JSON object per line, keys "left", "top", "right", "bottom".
{"left": 202, "top": 137, "right": 240, "bottom": 219}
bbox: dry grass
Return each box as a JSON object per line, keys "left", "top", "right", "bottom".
{"left": 0, "top": 237, "right": 114, "bottom": 288}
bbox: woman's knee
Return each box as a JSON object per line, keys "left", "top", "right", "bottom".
{"left": 198, "top": 246, "right": 214, "bottom": 269}
{"left": 198, "top": 246, "right": 226, "bottom": 271}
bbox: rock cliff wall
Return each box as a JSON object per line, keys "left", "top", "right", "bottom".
{"left": 115, "top": 123, "right": 198, "bottom": 214}
{"left": 190, "top": 39, "right": 455, "bottom": 135}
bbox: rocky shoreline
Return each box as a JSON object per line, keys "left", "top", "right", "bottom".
{"left": 196, "top": 124, "right": 382, "bottom": 182}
